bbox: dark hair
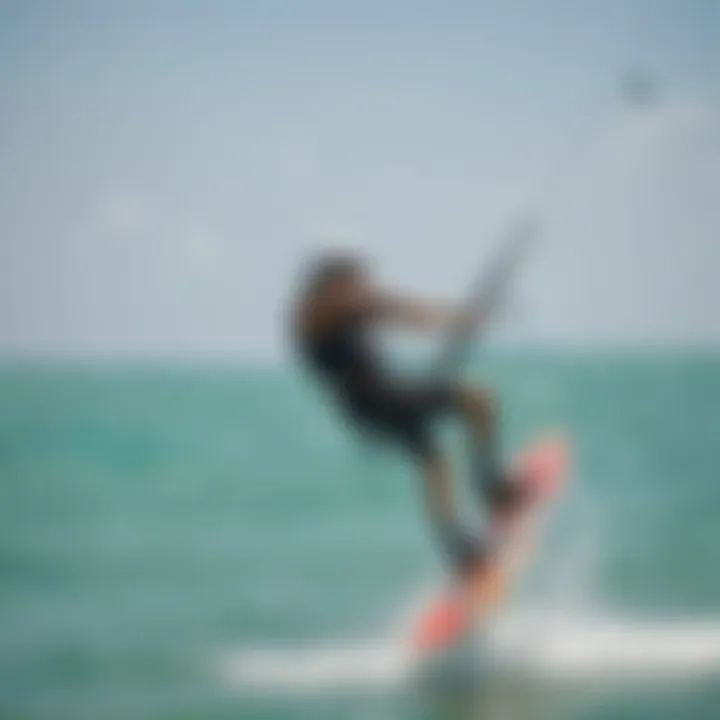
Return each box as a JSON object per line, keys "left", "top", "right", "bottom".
{"left": 305, "top": 250, "right": 366, "bottom": 293}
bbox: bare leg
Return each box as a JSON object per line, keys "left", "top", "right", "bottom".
{"left": 420, "top": 450, "right": 455, "bottom": 529}
{"left": 454, "top": 383, "right": 531, "bottom": 517}
{"left": 419, "top": 449, "right": 488, "bottom": 576}
{"left": 454, "top": 384, "right": 502, "bottom": 503}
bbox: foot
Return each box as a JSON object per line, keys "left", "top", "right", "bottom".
{"left": 486, "top": 469, "right": 533, "bottom": 525}
{"left": 439, "top": 523, "right": 492, "bottom": 578}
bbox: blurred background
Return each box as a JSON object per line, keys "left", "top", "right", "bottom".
{"left": 1, "top": 1, "right": 719, "bottom": 718}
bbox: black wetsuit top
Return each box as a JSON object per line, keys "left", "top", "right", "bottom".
{"left": 301, "top": 309, "right": 383, "bottom": 399}
{"left": 299, "top": 308, "right": 453, "bottom": 456}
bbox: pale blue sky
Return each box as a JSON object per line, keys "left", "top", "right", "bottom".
{"left": 1, "top": 1, "right": 718, "bottom": 359}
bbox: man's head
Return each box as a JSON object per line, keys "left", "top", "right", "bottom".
{"left": 304, "top": 246, "right": 369, "bottom": 297}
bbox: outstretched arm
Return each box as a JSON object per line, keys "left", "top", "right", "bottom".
{"left": 378, "top": 294, "right": 459, "bottom": 331}
{"left": 335, "top": 284, "right": 474, "bottom": 333}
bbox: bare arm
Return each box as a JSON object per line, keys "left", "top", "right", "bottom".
{"left": 331, "top": 284, "right": 470, "bottom": 333}
{"left": 377, "top": 294, "right": 459, "bottom": 331}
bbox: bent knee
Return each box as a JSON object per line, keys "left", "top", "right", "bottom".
{"left": 454, "top": 383, "right": 496, "bottom": 420}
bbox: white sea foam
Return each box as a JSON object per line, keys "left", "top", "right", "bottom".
{"left": 220, "top": 609, "right": 720, "bottom": 691}
{"left": 220, "top": 640, "right": 413, "bottom": 690}
{"left": 489, "top": 610, "right": 720, "bottom": 681}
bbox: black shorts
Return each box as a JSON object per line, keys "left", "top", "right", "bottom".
{"left": 342, "top": 380, "right": 458, "bottom": 459}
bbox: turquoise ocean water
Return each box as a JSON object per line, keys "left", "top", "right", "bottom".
{"left": 2, "top": 353, "right": 720, "bottom": 719}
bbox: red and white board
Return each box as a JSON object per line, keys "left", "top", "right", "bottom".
{"left": 413, "top": 435, "right": 570, "bottom": 655}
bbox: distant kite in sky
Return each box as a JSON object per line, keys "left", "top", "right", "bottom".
{"left": 621, "top": 72, "right": 660, "bottom": 107}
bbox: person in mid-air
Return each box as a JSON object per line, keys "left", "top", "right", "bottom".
{"left": 290, "top": 248, "right": 528, "bottom": 576}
